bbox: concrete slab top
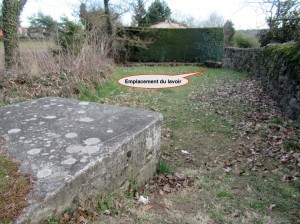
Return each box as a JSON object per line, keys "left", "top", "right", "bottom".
{"left": 0, "top": 97, "right": 162, "bottom": 221}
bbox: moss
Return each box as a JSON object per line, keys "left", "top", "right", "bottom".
{"left": 262, "top": 42, "right": 300, "bottom": 79}
{"left": 264, "top": 42, "right": 300, "bottom": 63}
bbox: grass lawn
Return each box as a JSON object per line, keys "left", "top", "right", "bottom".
{"left": 76, "top": 66, "right": 300, "bottom": 224}
{"left": 0, "top": 66, "right": 299, "bottom": 223}
{"left": 0, "top": 40, "right": 54, "bottom": 69}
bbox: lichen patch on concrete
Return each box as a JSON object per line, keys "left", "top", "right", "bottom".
{"left": 37, "top": 169, "right": 52, "bottom": 178}
{"left": 61, "top": 157, "right": 77, "bottom": 165}
{"left": 65, "top": 133, "right": 78, "bottom": 139}
{"left": 8, "top": 128, "right": 21, "bottom": 134}
{"left": 66, "top": 145, "right": 84, "bottom": 154}
{"left": 44, "top": 116, "right": 57, "bottom": 119}
{"left": 84, "top": 138, "right": 101, "bottom": 145}
{"left": 78, "top": 101, "right": 89, "bottom": 105}
{"left": 78, "top": 117, "right": 94, "bottom": 122}
{"left": 27, "top": 148, "right": 42, "bottom": 155}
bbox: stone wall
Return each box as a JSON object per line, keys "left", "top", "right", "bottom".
{"left": 223, "top": 43, "right": 300, "bottom": 120}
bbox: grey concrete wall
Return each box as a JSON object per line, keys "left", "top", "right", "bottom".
{"left": 223, "top": 43, "right": 300, "bottom": 120}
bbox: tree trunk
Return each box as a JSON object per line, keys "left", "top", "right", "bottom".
{"left": 2, "top": 0, "right": 27, "bottom": 69}
{"left": 104, "top": 0, "right": 112, "bottom": 36}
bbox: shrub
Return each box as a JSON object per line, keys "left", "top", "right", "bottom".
{"left": 0, "top": 38, "right": 114, "bottom": 105}
{"left": 55, "top": 17, "right": 85, "bottom": 55}
{"left": 233, "top": 32, "right": 260, "bottom": 48}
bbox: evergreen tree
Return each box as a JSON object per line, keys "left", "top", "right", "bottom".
{"left": 131, "top": 0, "right": 146, "bottom": 26}
{"left": 224, "top": 20, "right": 235, "bottom": 46}
{"left": 28, "top": 12, "right": 57, "bottom": 38}
{"left": 140, "top": 0, "right": 171, "bottom": 27}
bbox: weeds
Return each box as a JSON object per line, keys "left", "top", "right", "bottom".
{"left": 157, "top": 160, "right": 174, "bottom": 175}
{"left": 0, "top": 152, "right": 32, "bottom": 223}
{"left": 125, "top": 176, "right": 143, "bottom": 199}
{"left": 271, "top": 117, "right": 284, "bottom": 125}
{"left": 284, "top": 140, "right": 300, "bottom": 151}
{"left": 46, "top": 216, "right": 60, "bottom": 224}
{"left": 96, "top": 193, "right": 115, "bottom": 212}
{"left": 0, "top": 39, "right": 114, "bottom": 105}
{"left": 216, "top": 190, "right": 234, "bottom": 199}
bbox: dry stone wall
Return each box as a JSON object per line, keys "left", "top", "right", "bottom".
{"left": 223, "top": 43, "right": 300, "bottom": 120}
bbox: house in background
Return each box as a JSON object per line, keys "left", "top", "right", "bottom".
{"left": 18, "top": 27, "right": 28, "bottom": 37}
{"left": 0, "top": 26, "right": 27, "bottom": 38}
{"left": 150, "top": 20, "right": 187, "bottom": 28}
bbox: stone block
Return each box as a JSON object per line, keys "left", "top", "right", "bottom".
{"left": 0, "top": 97, "right": 162, "bottom": 223}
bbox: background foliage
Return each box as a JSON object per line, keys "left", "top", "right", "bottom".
{"left": 233, "top": 32, "right": 260, "bottom": 48}
{"left": 139, "top": 0, "right": 171, "bottom": 27}
{"left": 258, "top": 0, "right": 300, "bottom": 46}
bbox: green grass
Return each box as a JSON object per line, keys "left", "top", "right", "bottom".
{"left": 0, "top": 40, "right": 54, "bottom": 69}
{"left": 157, "top": 160, "right": 174, "bottom": 175}
{"left": 76, "top": 66, "right": 299, "bottom": 223}
{"left": 1, "top": 65, "right": 299, "bottom": 223}
{"left": 78, "top": 67, "right": 128, "bottom": 101}
{"left": 216, "top": 190, "right": 234, "bottom": 199}
{"left": 96, "top": 193, "right": 115, "bottom": 212}
{"left": 284, "top": 140, "right": 300, "bottom": 151}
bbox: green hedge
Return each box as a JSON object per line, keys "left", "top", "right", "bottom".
{"left": 125, "top": 28, "right": 224, "bottom": 63}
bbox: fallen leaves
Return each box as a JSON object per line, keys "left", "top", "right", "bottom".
{"left": 145, "top": 173, "right": 193, "bottom": 195}
{"left": 223, "top": 167, "right": 232, "bottom": 173}
{"left": 0, "top": 153, "right": 32, "bottom": 223}
{"left": 77, "top": 215, "right": 87, "bottom": 224}
{"left": 59, "top": 196, "right": 126, "bottom": 223}
{"left": 195, "top": 78, "right": 300, "bottom": 181}
{"left": 140, "top": 204, "right": 153, "bottom": 212}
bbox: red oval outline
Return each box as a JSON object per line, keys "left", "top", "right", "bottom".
{"left": 117, "top": 70, "right": 205, "bottom": 90}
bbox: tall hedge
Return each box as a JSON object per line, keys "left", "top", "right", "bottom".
{"left": 126, "top": 28, "right": 224, "bottom": 63}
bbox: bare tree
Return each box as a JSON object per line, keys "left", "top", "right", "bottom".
{"left": 246, "top": 0, "right": 300, "bottom": 44}
{"left": 171, "top": 10, "right": 201, "bottom": 27}
{"left": 246, "top": 0, "right": 299, "bottom": 27}
{"left": 200, "top": 11, "right": 225, "bottom": 28}
{"left": 2, "top": 0, "right": 27, "bottom": 69}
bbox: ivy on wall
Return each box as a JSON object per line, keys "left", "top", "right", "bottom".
{"left": 223, "top": 42, "right": 300, "bottom": 119}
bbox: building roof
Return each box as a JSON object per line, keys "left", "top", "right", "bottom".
{"left": 150, "top": 21, "right": 187, "bottom": 28}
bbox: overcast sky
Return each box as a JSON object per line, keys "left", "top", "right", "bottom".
{"left": 21, "top": 0, "right": 267, "bottom": 29}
